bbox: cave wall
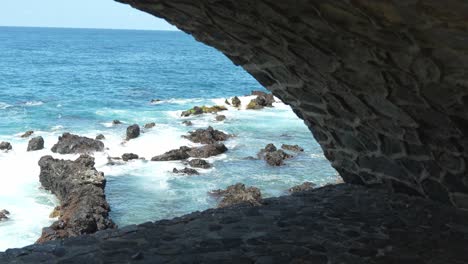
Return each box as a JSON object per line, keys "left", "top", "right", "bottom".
{"left": 116, "top": 0, "right": 468, "bottom": 209}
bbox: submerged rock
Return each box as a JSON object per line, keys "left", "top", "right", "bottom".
{"left": 181, "top": 105, "right": 227, "bottom": 117}
{"left": 210, "top": 183, "right": 262, "bottom": 208}
{"left": 231, "top": 96, "right": 241, "bottom": 107}
{"left": 151, "top": 146, "right": 191, "bottom": 161}
{"left": 96, "top": 134, "right": 105, "bottom": 140}
{"left": 173, "top": 167, "right": 199, "bottom": 175}
{"left": 188, "top": 158, "right": 211, "bottom": 169}
{"left": 0, "top": 142, "right": 12, "bottom": 151}
{"left": 0, "top": 209, "right": 10, "bottom": 221}
{"left": 182, "top": 120, "right": 193, "bottom": 126}
{"left": 144, "top": 122, "right": 156, "bottom": 129}
{"left": 112, "top": 120, "right": 122, "bottom": 125}
{"left": 126, "top": 124, "right": 141, "bottom": 140}
{"left": 150, "top": 99, "right": 161, "bottom": 104}
{"left": 281, "top": 144, "right": 304, "bottom": 152}
{"left": 37, "top": 155, "right": 116, "bottom": 243}
{"left": 51, "top": 133, "right": 104, "bottom": 154}
{"left": 288, "top": 182, "right": 316, "bottom": 194}
{"left": 122, "top": 153, "right": 139, "bottom": 161}
{"left": 27, "top": 136, "right": 44, "bottom": 151}
{"left": 183, "top": 126, "right": 230, "bottom": 144}
{"left": 215, "top": 115, "right": 226, "bottom": 121}
{"left": 20, "top": 130, "right": 34, "bottom": 138}
{"left": 187, "top": 143, "right": 228, "bottom": 158}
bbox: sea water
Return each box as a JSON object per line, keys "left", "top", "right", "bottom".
{"left": 0, "top": 27, "right": 338, "bottom": 251}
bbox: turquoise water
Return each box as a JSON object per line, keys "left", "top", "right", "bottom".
{"left": 0, "top": 27, "right": 338, "bottom": 250}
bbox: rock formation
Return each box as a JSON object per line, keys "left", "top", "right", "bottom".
{"left": 51, "top": 133, "right": 104, "bottom": 154}
{"left": 281, "top": 144, "right": 304, "bottom": 152}
{"left": 231, "top": 96, "right": 241, "bottom": 107}
{"left": 151, "top": 144, "right": 228, "bottom": 161}
{"left": 181, "top": 105, "right": 227, "bottom": 117}
{"left": 0, "top": 142, "right": 12, "bottom": 151}
{"left": 288, "top": 182, "right": 316, "bottom": 194}
{"left": 182, "top": 120, "right": 193, "bottom": 126}
{"left": 187, "top": 158, "right": 211, "bottom": 169}
{"left": 172, "top": 167, "right": 199, "bottom": 175}
{"left": 95, "top": 134, "right": 105, "bottom": 140}
{"left": 144, "top": 122, "right": 156, "bottom": 129}
{"left": 210, "top": 183, "right": 262, "bottom": 208}
{"left": 126, "top": 124, "right": 140, "bottom": 140}
{"left": 0, "top": 209, "right": 10, "bottom": 221}
{"left": 215, "top": 115, "right": 226, "bottom": 121}
{"left": 20, "top": 130, "right": 34, "bottom": 138}
{"left": 151, "top": 146, "right": 191, "bottom": 161}
{"left": 182, "top": 126, "right": 230, "bottom": 144}
{"left": 112, "top": 120, "right": 122, "bottom": 125}
{"left": 27, "top": 136, "right": 44, "bottom": 151}
{"left": 257, "top": 144, "right": 293, "bottom": 166}
{"left": 37, "top": 155, "right": 115, "bottom": 243}
{"left": 122, "top": 153, "right": 139, "bottom": 161}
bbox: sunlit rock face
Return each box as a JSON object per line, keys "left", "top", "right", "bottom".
{"left": 117, "top": 0, "right": 468, "bottom": 209}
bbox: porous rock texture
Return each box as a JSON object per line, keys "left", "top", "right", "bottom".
{"left": 36, "top": 155, "right": 116, "bottom": 243}
{"left": 51, "top": 133, "right": 104, "bottom": 154}
{"left": 1, "top": 184, "right": 467, "bottom": 263}
{"left": 116, "top": 0, "right": 468, "bottom": 209}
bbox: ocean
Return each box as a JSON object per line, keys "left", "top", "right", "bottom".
{"left": 0, "top": 27, "right": 337, "bottom": 251}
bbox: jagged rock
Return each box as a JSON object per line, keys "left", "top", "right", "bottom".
{"left": 231, "top": 96, "right": 241, "bottom": 107}
{"left": 27, "top": 136, "right": 44, "bottom": 151}
{"left": 112, "top": 120, "right": 122, "bottom": 125}
{"left": 210, "top": 183, "right": 262, "bottom": 208}
{"left": 215, "top": 115, "right": 226, "bottom": 121}
{"left": 51, "top": 133, "right": 104, "bottom": 154}
{"left": 257, "top": 144, "right": 292, "bottom": 166}
{"left": 183, "top": 126, "right": 230, "bottom": 144}
{"left": 181, "top": 105, "right": 227, "bottom": 117}
{"left": 182, "top": 120, "right": 193, "bottom": 126}
{"left": 126, "top": 124, "right": 140, "bottom": 140}
{"left": 37, "top": 155, "right": 116, "bottom": 243}
{"left": 172, "top": 167, "right": 199, "bottom": 175}
{"left": 188, "top": 159, "right": 211, "bottom": 169}
{"left": 0, "top": 209, "right": 10, "bottom": 221}
{"left": 151, "top": 146, "right": 191, "bottom": 161}
{"left": 0, "top": 142, "right": 12, "bottom": 151}
{"left": 20, "top": 130, "right": 34, "bottom": 138}
{"left": 288, "top": 182, "right": 316, "bottom": 194}
{"left": 246, "top": 93, "right": 275, "bottom": 110}
{"left": 257, "top": 143, "right": 277, "bottom": 158}
{"left": 187, "top": 143, "right": 228, "bottom": 158}
{"left": 224, "top": 99, "right": 230, "bottom": 105}
{"left": 49, "top": 206, "right": 61, "bottom": 218}
{"left": 144, "top": 122, "right": 156, "bottom": 129}
{"left": 122, "top": 153, "right": 139, "bottom": 161}
{"left": 281, "top": 144, "right": 304, "bottom": 152}
{"left": 96, "top": 134, "right": 105, "bottom": 140}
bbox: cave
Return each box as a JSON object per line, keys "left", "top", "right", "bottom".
{"left": 1, "top": 1, "right": 468, "bottom": 263}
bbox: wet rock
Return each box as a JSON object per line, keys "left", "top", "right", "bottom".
{"left": 246, "top": 92, "right": 275, "bottom": 110}
{"left": 51, "top": 133, "right": 104, "bottom": 154}
{"left": 20, "top": 130, "right": 34, "bottom": 138}
{"left": 187, "top": 143, "right": 228, "bottom": 158}
{"left": 288, "top": 182, "right": 316, "bottom": 194}
{"left": 112, "top": 120, "right": 122, "bottom": 125}
{"left": 150, "top": 99, "right": 161, "bottom": 104}
{"left": 231, "top": 96, "right": 241, "bottom": 107}
{"left": 183, "top": 126, "right": 230, "bottom": 144}
{"left": 215, "top": 115, "right": 226, "bottom": 121}
{"left": 181, "top": 105, "right": 227, "bottom": 117}
{"left": 96, "top": 134, "right": 105, "bottom": 140}
{"left": 257, "top": 143, "right": 277, "bottom": 158}
{"left": 49, "top": 206, "right": 61, "bottom": 218}
{"left": 0, "top": 142, "right": 12, "bottom": 151}
{"left": 182, "top": 120, "right": 193, "bottom": 126}
{"left": 257, "top": 144, "right": 292, "bottom": 166}
{"left": 281, "top": 144, "right": 304, "bottom": 152}
{"left": 0, "top": 209, "right": 10, "bottom": 221}
{"left": 126, "top": 124, "right": 140, "bottom": 140}
{"left": 173, "top": 167, "right": 199, "bottom": 175}
{"left": 151, "top": 146, "right": 191, "bottom": 161}
{"left": 210, "top": 183, "right": 262, "bottom": 208}
{"left": 27, "top": 136, "right": 44, "bottom": 151}
{"left": 188, "top": 159, "right": 211, "bottom": 169}
{"left": 122, "top": 153, "right": 139, "bottom": 162}
{"left": 37, "top": 155, "right": 116, "bottom": 243}
{"left": 224, "top": 99, "right": 230, "bottom": 105}
{"left": 144, "top": 122, "right": 156, "bottom": 129}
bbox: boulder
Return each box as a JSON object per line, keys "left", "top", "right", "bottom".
{"left": 210, "top": 183, "right": 262, "bottom": 208}
{"left": 126, "top": 124, "right": 140, "bottom": 140}
{"left": 187, "top": 143, "right": 228, "bottom": 158}
{"left": 224, "top": 99, "right": 231, "bottom": 105}
{"left": 257, "top": 144, "right": 292, "bottom": 166}
{"left": 96, "top": 134, "right": 105, "bottom": 140}
{"left": 0, "top": 209, "right": 10, "bottom": 221}
{"left": 181, "top": 105, "right": 227, "bottom": 117}
{"left": 112, "top": 120, "right": 122, "bottom": 125}
{"left": 257, "top": 143, "right": 277, "bottom": 158}
{"left": 288, "top": 182, "right": 316, "bottom": 194}
{"left": 246, "top": 92, "right": 275, "bottom": 110}
{"left": 36, "top": 155, "right": 116, "bottom": 243}
{"left": 231, "top": 96, "right": 241, "bottom": 107}
{"left": 215, "top": 115, "right": 226, "bottom": 121}
{"left": 51, "top": 133, "right": 104, "bottom": 154}
{"left": 21, "top": 130, "right": 34, "bottom": 138}
{"left": 122, "top": 153, "right": 139, "bottom": 161}
{"left": 182, "top": 120, "right": 193, "bottom": 126}
{"left": 151, "top": 146, "right": 191, "bottom": 161}
{"left": 144, "top": 122, "right": 156, "bottom": 129}
{"left": 183, "top": 126, "right": 230, "bottom": 144}
{"left": 27, "top": 136, "right": 44, "bottom": 151}
{"left": 188, "top": 158, "right": 211, "bottom": 169}
{"left": 173, "top": 167, "right": 199, "bottom": 175}
{"left": 281, "top": 144, "right": 304, "bottom": 152}
{"left": 0, "top": 142, "right": 12, "bottom": 151}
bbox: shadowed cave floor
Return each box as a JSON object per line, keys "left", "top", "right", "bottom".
{"left": 1, "top": 184, "right": 467, "bottom": 264}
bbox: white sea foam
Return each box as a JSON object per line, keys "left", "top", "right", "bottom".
{"left": 0, "top": 102, "right": 12, "bottom": 110}
{"left": 150, "top": 98, "right": 205, "bottom": 105}
{"left": 23, "top": 101, "right": 44, "bottom": 106}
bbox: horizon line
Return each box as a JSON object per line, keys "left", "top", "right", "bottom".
{"left": 0, "top": 25, "right": 180, "bottom": 32}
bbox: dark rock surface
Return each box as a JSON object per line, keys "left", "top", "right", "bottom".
{"left": 0, "top": 142, "right": 12, "bottom": 151}
{"left": 144, "top": 122, "right": 156, "bottom": 129}
{"left": 231, "top": 96, "right": 241, "bottom": 107}
{"left": 288, "top": 182, "right": 316, "bottom": 194}
{"left": 95, "top": 134, "right": 105, "bottom": 140}
{"left": 112, "top": 120, "right": 121, "bottom": 125}
{"left": 172, "top": 167, "right": 199, "bottom": 175}
{"left": 116, "top": 0, "right": 468, "bottom": 208}
{"left": 126, "top": 124, "right": 140, "bottom": 140}
{"left": 27, "top": 136, "right": 44, "bottom": 152}
{"left": 215, "top": 115, "right": 226, "bottom": 121}
{"left": 182, "top": 126, "right": 230, "bottom": 144}
{"left": 0, "top": 209, "right": 10, "bottom": 221}
{"left": 181, "top": 105, "right": 227, "bottom": 117}
{"left": 281, "top": 144, "right": 304, "bottom": 152}
{"left": 51, "top": 133, "right": 104, "bottom": 154}
{"left": 151, "top": 146, "right": 191, "bottom": 161}
{"left": 20, "top": 130, "right": 34, "bottom": 138}
{"left": 182, "top": 120, "right": 193, "bottom": 126}
{"left": 36, "top": 155, "right": 115, "bottom": 243}
{"left": 257, "top": 144, "right": 293, "bottom": 166}
{"left": 187, "top": 158, "right": 211, "bottom": 169}
{"left": 210, "top": 183, "right": 262, "bottom": 208}
{"left": 122, "top": 153, "right": 139, "bottom": 162}
{"left": 187, "top": 143, "right": 228, "bottom": 158}
{"left": 3, "top": 184, "right": 467, "bottom": 263}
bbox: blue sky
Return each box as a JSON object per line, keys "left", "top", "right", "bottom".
{"left": 0, "top": 0, "right": 178, "bottom": 30}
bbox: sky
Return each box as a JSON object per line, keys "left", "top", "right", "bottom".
{"left": 0, "top": 0, "right": 178, "bottom": 31}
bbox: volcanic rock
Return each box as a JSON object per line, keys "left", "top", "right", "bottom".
{"left": 20, "top": 130, "right": 34, "bottom": 138}
{"left": 126, "top": 124, "right": 140, "bottom": 140}
{"left": 182, "top": 120, "right": 193, "bottom": 126}
{"left": 27, "top": 136, "right": 44, "bottom": 151}
{"left": 112, "top": 120, "right": 122, "bottom": 125}
{"left": 188, "top": 159, "right": 211, "bottom": 169}
{"left": 144, "top": 122, "right": 156, "bottom": 129}
{"left": 96, "top": 134, "right": 105, "bottom": 140}
{"left": 173, "top": 167, "right": 199, "bottom": 175}
{"left": 181, "top": 105, "right": 227, "bottom": 117}
{"left": 231, "top": 96, "right": 241, "bottom": 107}
{"left": 151, "top": 146, "right": 191, "bottom": 161}
{"left": 122, "top": 153, "right": 139, "bottom": 161}
{"left": 187, "top": 143, "right": 228, "bottom": 158}
{"left": 183, "top": 126, "right": 230, "bottom": 144}
{"left": 0, "top": 209, "right": 10, "bottom": 221}
{"left": 51, "top": 133, "right": 104, "bottom": 154}
{"left": 215, "top": 115, "right": 226, "bottom": 121}
{"left": 210, "top": 183, "right": 262, "bottom": 208}
{"left": 288, "top": 182, "right": 316, "bottom": 194}
{"left": 281, "top": 144, "right": 304, "bottom": 152}
{"left": 0, "top": 142, "right": 12, "bottom": 151}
